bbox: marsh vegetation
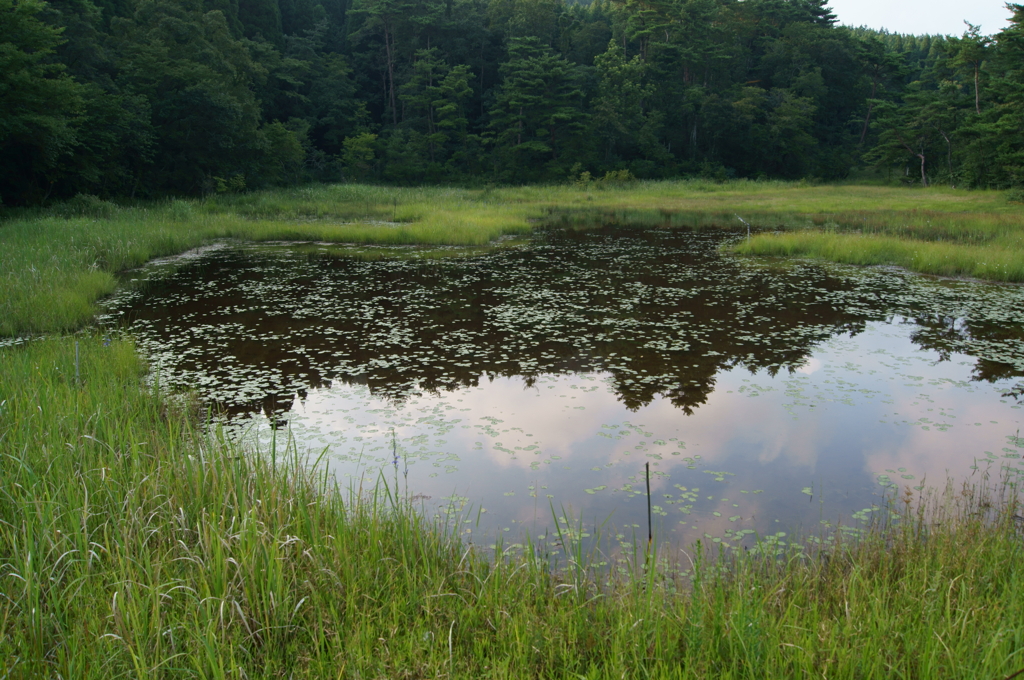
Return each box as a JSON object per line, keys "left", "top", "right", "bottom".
{"left": 2, "top": 180, "right": 1024, "bottom": 677}
{"left": 102, "top": 222, "right": 1024, "bottom": 551}
{"left": 5, "top": 0, "right": 1024, "bottom": 668}
{"left": 2, "top": 335, "right": 1024, "bottom": 678}
{"left": 3, "top": 180, "right": 1023, "bottom": 337}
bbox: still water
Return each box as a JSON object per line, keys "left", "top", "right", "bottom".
{"left": 100, "top": 225, "right": 1024, "bottom": 552}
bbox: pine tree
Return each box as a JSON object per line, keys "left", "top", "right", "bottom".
{"left": 0, "top": 0, "right": 86, "bottom": 203}
{"left": 489, "top": 35, "right": 584, "bottom": 180}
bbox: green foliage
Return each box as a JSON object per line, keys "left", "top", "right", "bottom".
{"left": 490, "top": 36, "right": 585, "bottom": 181}
{"left": 735, "top": 231, "right": 1024, "bottom": 281}
{"left": 342, "top": 132, "right": 378, "bottom": 179}
{"left": 307, "top": 52, "right": 369, "bottom": 156}
{"left": 0, "top": 0, "right": 86, "bottom": 204}
{"left": 51, "top": 191, "right": 119, "bottom": 217}
{"left": 210, "top": 173, "right": 247, "bottom": 192}
{"left": 238, "top": 0, "right": 282, "bottom": 43}
{"left": 590, "top": 40, "right": 666, "bottom": 170}
{"left": 1, "top": 334, "right": 1023, "bottom": 677}
{"left": 61, "top": 86, "right": 156, "bottom": 198}
{"left": 6, "top": 0, "right": 1024, "bottom": 199}
{"left": 110, "top": 0, "right": 268, "bottom": 192}
{"left": 946, "top": 23, "right": 990, "bottom": 114}
{"left": 244, "top": 35, "right": 311, "bottom": 124}
{"left": 398, "top": 48, "right": 476, "bottom": 177}
{"left": 257, "top": 119, "right": 305, "bottom": 185}
{"left": 1, "top": 180, "right": 1020, "bottom": 336}
{"left": 957, "top": 5, "right": 1024, "bottom": 188}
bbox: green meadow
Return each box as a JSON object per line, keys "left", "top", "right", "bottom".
{"left": 2, "top": 181, "right": 1023, "bottom": 677}
{"left": 2, "top": 180, "right": 1022, "bottom": 336}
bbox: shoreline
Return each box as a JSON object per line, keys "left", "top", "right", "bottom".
{"left": 2, "top": 181, "right": 1023, "bottom": 676}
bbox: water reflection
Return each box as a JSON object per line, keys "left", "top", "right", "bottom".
{"left": 101, "top": 226, "right": 1024, "bottom": 551}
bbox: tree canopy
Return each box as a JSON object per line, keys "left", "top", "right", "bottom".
{"left": 1, "top": 0, "right": 1022, "bottom": 203}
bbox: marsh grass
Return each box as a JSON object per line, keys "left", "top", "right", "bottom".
{"left": 2, "top": 180, "right": 1021, "bottom": 336}
{"left": 3, "top": 182, "right": 1023, "bottom": 676}
{"left": 2, "top": 334, "right": 1023, "bottom": 678}
{"left": 733, "top": 231, "right": 1024, "bottom": 281}
{"left": 0, "top": 193, "right": 533, "bottom": 336}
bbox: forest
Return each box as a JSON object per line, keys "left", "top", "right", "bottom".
{"left": 2, "top": 0, "right": 1022, "bottom": 204}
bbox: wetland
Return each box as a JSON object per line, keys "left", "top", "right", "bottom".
{"left": 5, "top": 184, "right": 1024, "bottom": 677}
{"left": 102, "top": 224, "right": 1024, "bottom": 553}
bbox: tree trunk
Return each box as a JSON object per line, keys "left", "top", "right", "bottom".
{"left": 428, "top": 101, "right": 436, "bottom": 163}
{"left": 384, "top": 21, "right": 396, "bottom": 125}
{"left": 974, "top": 64, "right": 981, "bottom": 114}
{"left": 940, "top": 130, "right": 953, "bottom": 183}
{"left": 897, "top": 133, "right": 927, "bottom": 187}
{"left": 859, "top": 79, "right": 878, "bottom": 146}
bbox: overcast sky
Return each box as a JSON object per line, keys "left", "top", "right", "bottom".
{"left": 827, "top": 0, "right": 1013, "bottom": 36}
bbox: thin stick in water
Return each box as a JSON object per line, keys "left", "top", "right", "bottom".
{"left": 646, "top": 462, "right": 652, "bottom": 550}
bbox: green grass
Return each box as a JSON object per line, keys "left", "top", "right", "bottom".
{"left": 0, "top": 187, "right": 536, "bottom": 336}
{"left": 3, "top": 180, "right": 1021, "bottom": 336}
{"left": 2, "top": 335, "right": 1023, "bottom": 678}
{"left": 2, "top": 180, "right": 1024, "bottom": 675}
{"left": 733, "top": 231, "right": 1024, "bottom": 281}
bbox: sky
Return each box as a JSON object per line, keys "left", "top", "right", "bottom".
{"left": 827, "top": 0, "right": 1013, "bottom": 36}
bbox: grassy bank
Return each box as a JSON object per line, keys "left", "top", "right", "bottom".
{"left": 0, "top": 186, "right": 537, "bottom": 336}
{"left": 732, "top": 231, "right": 1024, "bottom": 282}
{"left": 2, "top": 335, "right": 1023, "bottom": 678}
{"left": 2, "top": 180, "right": 1021, "bottom": 336}
{"left": 1, "top": 181, "right": 1023, "bottom": 676}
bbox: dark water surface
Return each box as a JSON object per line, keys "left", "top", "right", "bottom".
{"left": 101, "top": 226, "right": 1024, "bottom": 553}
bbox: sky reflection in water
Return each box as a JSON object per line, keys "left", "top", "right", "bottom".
{"left": 102, "top": 226, "right": 1024, "bottom": 552}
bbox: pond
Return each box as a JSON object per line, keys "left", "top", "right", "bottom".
{"left": 100, "top": 224, "right": 1024, "bottom": 557}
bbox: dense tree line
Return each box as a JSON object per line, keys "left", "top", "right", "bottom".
{"left": 2, "top": 0, "right": 1023, "bottom": 203}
